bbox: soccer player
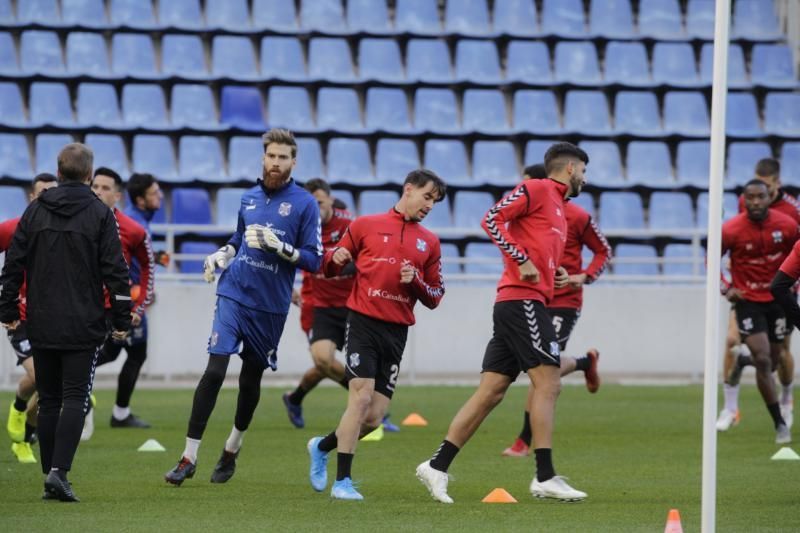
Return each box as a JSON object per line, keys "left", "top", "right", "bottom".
{"left": 416, "top": 142, "right": 589, "bottom": 503}
{"left": 501, "top": 163, "right": 611, "bottom": 457}
{"left": 306, "top": 169, "right": 446, "bottom": 501}
{"left": 2, "top": 173, "right": 57, "bottom": 463}
{"left": 720, "top": 179, "right": 797, "bottom": 444}
{"left": 717, "top": 158, "right": 799, "bottom": 431}
{"left": 164, "top": 128, "right": 322, "bottom": 486}
{"left": 91, "top": 167, "right": 155, "bottom": 429}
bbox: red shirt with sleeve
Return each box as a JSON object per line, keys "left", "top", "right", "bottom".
{"left": 721, "top": 210, "right": 799, "bottom": 302}
{"left": 550, "top": 201, "right": 612, "bottom": 309}
{"left": 322, "top": 209, "right": 444, "bottom": 326}
{"left": 481, "top": 179, "right": 569, "bottom": 305}
{"left": 0, "top": 217, "right": 26, "bottom": 321}
{"left": 737, "top": 191, "right": 800, "bottom": 222}
{"left": 103, "top": 208, "right": 155, "bottom": 318}
{"left": 779, "top": 240, "right": 800, "bottom": 279}
{"left": 308, "top": 208, "right": 355, "bottom": 308}
{"left": 299, "top": 271, "right": 314, "bottom": 334}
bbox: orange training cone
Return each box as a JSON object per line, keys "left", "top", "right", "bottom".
{"left": 401, "top": 413, "right": 428, "bottom": 426}
{"left": 664, "top": 509, "right": 683, "bottom": 533}
{"left": 482, "top": 488, "right": 517, "bottom": 503}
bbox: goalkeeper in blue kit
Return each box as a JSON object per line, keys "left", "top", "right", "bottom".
{"left": 165, "top": 129, "right": 322, "bottom": 485}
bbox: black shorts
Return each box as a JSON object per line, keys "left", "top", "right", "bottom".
{"left": 734, "top": 300, "right": 787, "bottom": 343}
{"left": 482, "top": 300, "right": 561, "bottom": 381}
{"left": 343, "top": 310, "right": 408, "bottom": 399}
{"left": 549, "top": 307, "right": 581, "bottom": 351}
{"left": 7, "top": 321, "right": 32, "bottom": 365}
{"left": 309, "top": 307, "right": 348, "bottom": 350}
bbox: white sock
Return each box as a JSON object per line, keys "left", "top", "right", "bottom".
{"left": 183, "top": 437, "right": 201, "bottom": 464}
{"left": 724, "top": 383, "right": 739, "bottom": 413}
{"left": 225, "top": 426, "right": 245, "bottom": 453}
{"left": 781, "top": 383, "right": 794, "bottom": 406}
{"left": 112, "top": 405, "right": 131, "bottom": 420}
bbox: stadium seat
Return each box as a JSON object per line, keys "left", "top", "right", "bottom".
{"left": 301, "top": 0, "right": 345, "bottom": 31}
{"left": 21, "top": 31, "right": 64, "bottom": 75}
{"left": 564, "top": 91, "right": 612, "bottom": 134}
{"left": 331, "top": 190, "right": 356, "bottom": 212}
{"left": 675, "top": 141, "right": 710, "bottom": 187}
{"left": 513, "top": 90, "right": 560, "bottom": 133}
{"left": 626, "top": 142, "right": 673, "bottom": 186}
{"left": 764, "top": 93, "right": 800, "bottom": 136}
{"left": 463, "top": 90, "right": 508, "bottom": 133}
{"left": 599, "top": 192, "right": 645, "bottom": 229}
{"left": 359, "top": 39, "right": 405, "bottom": 82}
{"left": 422, "top": 194, "right": 453, "bottom": 229}
{"left": 493, "top": 0, "right": 538, "bottom": 36}
{"left": 0, "top": 33, "right": 17, "bottom": 74}
{"left": 365, "top": 88, "right": 414, "bottom": 133}
{"left": 260, "top": 37, "right": 306, "bottom": 81}
{"left": 726, "top": 93, "right": 762, "bottom": 137}
{"left": 317, "top": 88, "right": 363, "bottom": 132}
{"left": 0, "top": 186, "right": 27, "bottom": 220}
{"left": 425, "top": 140, "right": 470, "bottom": 184}
{"left": 473, "top": 141, "right": 519, "bottom": 185}
{"left": 439, "top": 243, "right": 462, "bottom": 276}
{"left": 445, "top": 0, "right": 491, "bottom": 35}
{"left": 112, "top": 33, "right": 157, "bottom": 77}
{"left": 62, "top": 0, "right": 107, "bottom": 27}
{"left": 207, "top": 0, "right": 250, "bottom": 30}
{"left": 464, "top": 243, "right": 503, "bottom": 276}
{"left": 524, "top": 140, "right": 558, "bottom": 166}
{"left": 578, "top": 141, "right": 625, "bottom": 186}
{"left": 733, "top": 0, "right": 780, "bottom": 39}
{"left": 648, "top": 192, "right": 695, "bottom": 229}
{"left": 77, "top": 83, "right": 123, "bottom": 127}
{"left": 697, "top": 192, "right": 739, "bottom": 228}
{"left": 571, "top": 193, "right": 595, "bottom": 218}
{"left": 375, "top": 139, "right": 420, "bottom": 183}
{"left": 751, "top": 44, "right": 798, "bottom": 88}
{"left": 414, "top": 89, "right": 460, "bottom": 133}
{"left": 309, "top": 38, "right": 355, "bottom": 82}
{"left": 0, "top": 134, "right": 32, "bottom": 179}
{"left": 216, "top": 188, "right": 248, "bottom": 227}
{"left": 172, "top": 188, "right": 212, "bottom": 225}
{"left": 132, "top": 135, "right": 177, "bottom": 180}
{"left": 36, "top": 134, "right": 74, "bottom": 175}
{"left": 0, "top": 83, "right": 26, "bottom": 127}
{"left": 17, "top": 0, "right": 58, "bottom": 24}
{"left": 781, "top": 143, "right": 800, "bottom": 186}
{"left": 506, "top": 40, "right": 551, "bottom": 82}
{"left": 66, "top": 32, "right": 110, "bottom": 76}
{"left": 252, "top": 0, "right": 297, "bottom": 30}
{"left": 663, "top": 244, "right": 703, "bottom": 276}
{"left": 407, "top": 39, "right": 452, "bottom": 82}
{"left": 604, "top": 41, "right": 651, "bottom": 86}
{"left": 395, "top": 0, "right": 441, "bottom": 33}
{"left": 454, "top": 191, "right": 495, "bottom": 230}
{"left": 554, "top": 41, "right": 601, "bottom": 84}
{"left": 158, "top": 0, "right": 203, "bottom": 29}
{"left": 638, "top": 0, "right": 683, "bottom": 38}
{"left": 652, "top": 43, "right": 699, "bottom": 86}
{"left": 614, "top": 92, "right": 661, "bottom": 136}
{"left": 220, "top": 86, "right": 266, "bottom": 131}
{"left": 179, "top": 136, "right": 225, "bottom": 182}
{"left": 541, "top": 0, "right": 586, "bottom": 35}
{"left": 162, "top": 35, "right": 207, "bottom": 78}
{"left": 456, "top": 40, "right": 501, "bottom": 82}
{"left": 663, "top": 92, "right": 709, "bottom": 136}
{"left": 267, "top": 86, "right": 314, "bottom": 131}
{"left": 178, "top": 242, "right": 218, "bottom": 274}
{"left": 228, "top": 137, "right": 262, "bottom": 181}
{"left": 686, "top": 0, "right": 714, "bottom": 37}
{"left": 293, "top": 137, "right": 323, "bottom": 181}
{"left": 613, "top": 244, "right": 659, "bottom": 276}
{"left": 359, "top": 191, "right": 399, "bottom": 216}
{"left": 700, "top": 43, "right": 748, "bottom": 87}
{"left": 327, "top": 139, "right": 374, "bottom": 184}
{"left": 85, "top": 134, "right": 129, "bottom": 176}
{"left": 171, "top": 85, "right": 219, "bottom": 129}
{"left": 347, "top": 0, "right": 391, "bottom": 32}
{"left": 110, "top": 0, "right": 156, "bottom": 27}
{"left": 0, "top": 0, "right": 10, "bottom": 24}
{"left": 727, "top": 142, "right": 771, "bottom": 185}
{"left": 589, "top": 0, "right": 635, "bottom": 38}
{"left": 122, "top": 84, "right": 169, "bottom": 128}
{"left": 212, "top": 36, "right": 257, "bottom": 79}
{"left": 30, "top": 83, "right": 73, "bottom": 126}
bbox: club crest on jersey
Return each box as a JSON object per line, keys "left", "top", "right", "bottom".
{"left": 349, "top": 352, "right": 360, "bottom": 368}
{"left": 416, "top": 238, "right": 427, "bottom": 252}
{"left": 278, "top": 202, "right": 292, "bottom": 216}
{"left": 773, "top": 230, "right": 783, "bottom": 243}
{"left": 331, "top": 230, "right": 340, "bottom": 242}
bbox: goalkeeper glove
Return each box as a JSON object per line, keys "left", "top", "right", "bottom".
{"left": 203, "top": 244, "right": 236, "bottom": 283}
{"left": 244, "top": 224, "right": 299, "bottom": 264}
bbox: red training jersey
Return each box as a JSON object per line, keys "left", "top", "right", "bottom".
{"left": 737, "top": 191, "right": 800, "bottom": 222}
{"left": 779, "top": 240, "right": 800, "bottom": 280}
{"left": 482, "top": 179, "right": 569, "bottom": 305}
{"left": 0, "top": 217, "right": 26, "bottom": 321}
{"left": 549, "top": 201, "right": 612, "bottom": 309}
{"left": 103, "top": 208, "right": 155, "bottom": 317}
{"left": 721, "top": 210, "right": 799, "bottom": 302}
{"left": 308, "top": 208, "right": 355, "bottom": 308}
{"left": 323, "top": 208, "right": 444, "bottom": 326}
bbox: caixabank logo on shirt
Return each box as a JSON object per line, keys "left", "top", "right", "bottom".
{"left": 367, "top": 287, "right": 410, "bottom": 304}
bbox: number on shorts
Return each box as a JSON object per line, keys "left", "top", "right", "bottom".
{"left": 552, "top": 315, "right": 563, "bottom": 334}
{"left": 775, "top": 318, "right": 787, "bottom": 337}
{"left": 389, "top": 364, "right": 399, "bottom": 386}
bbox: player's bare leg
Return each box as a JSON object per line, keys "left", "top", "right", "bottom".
{"left": 718, "top": 311, "right": 743, "bottom": 431}
{"left": 743, "top": 333, "right": 790, "bottom": 443}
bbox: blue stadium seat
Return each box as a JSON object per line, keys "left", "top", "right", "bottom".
{"left": 220, "top": 86, "right": 265, "bottom": 131}
{"left": 359, "top": 191, "right": 399, "bottom": 216}
{"left": 309, "top": 38, "right": 355, "bottom": 82}
{"left": 473, "top": 141, "right": 519, "bottom": 186}
{"left": 463, "top": 89, "right": 508, "bottom": 133}
{"left": 663, "top": 91, "right": 709, "bottom": 136}
{"left": 293, "top": 138, "right": 323, "bottom": 180}
{"left": 554, "top": 41, "right": 601, "bottom": 84}
{"left": 327, "top": 139, "right": 374, "bottom": 184}
{"left": 112, "top": 33, "right": 157, "bottom": 77}
{"left": 21, "top": 31, "right": 64, "bottom": 75}
{"left": 132, "top": 135, "right": 177, "bottom": 180}
{"left": 425, "top": 140, "right": 470, "bottom": 184}
{"left": 422, "top": 195, "right": 453, "bottom": 229}
{"left": 446, "top": 0, "right": 491, "bottom": 35}
{"left": 77, "top": 83, "right": 123, "bottom": 127}
{"left": 0, "top": 83, "right": 26, "bottom": 126}
{"left": 564, "top": 91, "right": 611, "bottom": 134}
{"left": 162, "top": 35, "right": 207, "bottom": 78}
{"left": 330, "top": 190, "right": 355, "bottom": 213}
{"left": 626, "top": 142, "right": 673, "bottom": 187}
{"left": 359, "top": 39, "right": 404, "bottom": 82}
{"left": 172, "top": 189, "right": 212, "bottom": 225}
{"left": 36, "top": 134, "right": 74, "bottom": 175}
{"left": 178, "top": 242, "right": 218, "bottom": 274}
{"left": 396, "top": 0, "right": 441, "bottom": 33}
{"left": 638, "top": 0, "right": 683, "bottom": 38}
{"left": 347, "top": 0, "right": 391, "bottom": 32}
{"left": 415, "top": 89, "right": 460, "bottom": 133}
{"left": 261, "top": 37, "right": 306, "bottom": 81}
{"left": 571, "top": 193, "right": 595, "bottom": 218}
{"left": 301, "top": 0, "right": 345, "bottom": 31}
{"left": 578, "top": 141, "right": 624, "bottom": 186}
{"left": 697, "top": 192, "right": 738, "bottom": 228}
{"left": 524, "top": 140, "right": 558, "bottom": 166}
{"left": 66, "top": 33, "right": 110, "bottom": 76}
{"left": 439, "top": 243, "right": 461, "bottom": 276}
{"left": 700, "top": 43, "right": 748, "bottom": 87}
{"left": 675, "top": 141, "right": 710, "bottom": 187}
{"left": 85, "top": 134, "right": 129, "bottom": 176}
{"left": 589, "top": 0, "right": 634, "bottom": 38}
{"left": 649, "top": 192, "right": 695, "bottom": 229}
{"left": 506, "top": 41, "right": 552, "bottom": 82}
{"left": 17, "top": 0, "right": 58, "bottom": 24}
{"left": 158, "top": 0, "right": 203, "bottom": 29}
{"left": 781, "top": 143, "right": 800, "bottom": 186}
{"left": 366, "top": 88, "right": 414, "bottom": 133}
{"left": 726, "top": 92, "right": 762, "bottom": 137}
{"left": 686, "top": 0, "right": 715, "bottom": 38}
{"left": 267, "top": 86, "right": 314, "bottom": 131}
{"left": 513, "top": 90, "right": 560, "bottom": 133}
{"left": 317, "top": 88, "right": 363, "bottom": 132}
{"left": 30, "top": 83, "right": 73, "bottom": 126}
{"left": 0, "top": 0, "right": 11, "bottom": 24}
{"left": 62, "top": 0, "right": 107, "bottom": 27}
{"left": 456, "top": 40, "right": 501, "bottom": 82}
{"left": 228, "top": 137, "right": 262, "bottom": 181}
{"left": 212, "top": 36, "right": 257, "bottom": 79}
{"left": 652, "top": 43, "right": 699, "bottom": 86}
{"left": 122, "top": 84, "right": 169, "bottom": 128}
{"left": 252, "top": 0, "right": 298, "bottom": 30}
{"left": 172, "top": 84, "right": 220, "bottom": 129}
{"left": 0, "top": 134, "right": 32, "bottom": 179}
{"left": 407, "top": 39, "right": 452, "bottom": 82}
{"left": 765, "top": 93, "right": 800, "bottom": 136}
{"left": 216, "top": 189, "right": 248, "bottom": 227}
{"left": 375, "top": 139, "right": 420, "bottom": 183}
{"left": 464, "top": 243, "right": 503, "bottom": 276}
{"left": 110, "top": 0, "right": 156, "bottom": 27}
{"left": 493, "top": 0, "right": 538, "bottom": 36}
{"left": 599, "top": 192, "right": 645, "bottom": 229}
{"left": 0, "top": 33, "right": 17, "bottom": 74}
{"left": 541, "top": 0, "right": 585, "bottom": 35}
{"left": 179, "top": 136, "right": 225, "bottom": 182}
{"left": 727, "top": 142, "right": 771, "bottom": 185}
{"left": 604, "top": 41, "right": 651, "bottom": 86}
{"left": 454, "top": 191, "right": 495, "bottom": 230}
{"left": 206, "top": 0, "right": 250, "bottom": 30}
{"left": 733, "top": 0, "right": 780, "bottom": 39}
{"left": 751, "top": 44, "right": 798, "bottom": 88}
{"left": 663, "top": 244, "right": 703, "bottom": 276}
{"left": 614, "top": 91, "right": 661, "bottom": 136}
{"left": 0, "top": 186, "right": 27, "bottom": 220}
{"left": 613, "top": 244, "right": 659, "bottom": 276}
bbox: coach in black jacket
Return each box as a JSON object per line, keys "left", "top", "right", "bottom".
{"left": 0, "top": 143, "right": 131, "bottom": 502}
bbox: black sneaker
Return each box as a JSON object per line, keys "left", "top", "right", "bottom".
{"left": 110, "top": 414, "right": 151, "bottom": 428}
{"left": 165, "top": 457, "right": 196, "bottom": 486}
{"left": 210, "top": 449, "right": 239, "bottom": 484}
{"left": 44, "top": 471, "right": 79, "bottom": 502}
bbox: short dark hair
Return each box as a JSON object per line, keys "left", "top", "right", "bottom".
{"left": 523, "top": 164, "right": 548, "bottom": 180}
{"left": 127, "top": 173, "right": 158, "bottom": 204}
{"left": 543, "top": 142, "right": 589, "bottom": 176}
{"left": 93, "top": 166, "right": 123, "bottom": 189}
{"left": 332, "top": 197, "right": 347, "bottom": 210}
{"left": 754, "top": 158, "right": 780, "bottom": 179}
{"left": 404, "top": 169, "right": 446, "bottom": 202}
{"left": 33, "top": 172, "right": 57, "bottom": 187}
{"left": 262, "top": 128, "right": 297, "bottom": 158}
{"left": 744, "top": 178, "right": 769, "bottom": 191}
{"left": 57, "top": 143, "right": 93, "bottom": 182}
{"left": 304, "top": 177, "right": 331, "bottom": 196}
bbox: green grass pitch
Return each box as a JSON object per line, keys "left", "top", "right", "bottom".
{"left": 1, "top": 384, "right": 798, "bottom": 532}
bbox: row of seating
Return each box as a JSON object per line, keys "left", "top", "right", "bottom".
{"left": 1, "top": 0, "right": 782, "bottom": 40}
{"left": 4, "top": 30, "right": 795, "bottom": 88}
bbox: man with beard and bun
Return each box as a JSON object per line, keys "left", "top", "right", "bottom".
{"left": 2, "top": 173, "right": 57, "bottom": 464}
{"left": 501, "top": 163, "right": 611, "bottom": 457}
{"left": 164, "top": 128, "right": 322, "bottom": 486}
{"left": 720, "top": 179, "right": 797, "bottom": 444}
{"left": 306, "top": 169, "right": 446, "bottom": 501}
{"left": 416, "top": 142, "right": 589, "bottom": 503}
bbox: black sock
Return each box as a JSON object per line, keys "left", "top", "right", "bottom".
{"left": 574, "top": 356, "right": 591, "bottom": 372}
{"left": 336, "top": 452, "right": 353, "bottom": 481}
{"left": 429, "top": 440, "right": 459, "bottom": 473}
{"left": 767, "top": 402, "right": 786, "bottom": 428}
{"left": 288, "top": 386, "right": 307, "bottom": 405}
{"left": 318, "top": 431, "right": 338, "bottom": 452}
{"left": 24, "top": 423, "right": 36, "bottom": 443}
{"left": 338, "top": 377, "right": 349, "bottom": 390}
{"left": 14, "top": 395, "right": 27, "bottom": 412}
{"left": 518, "top": 411, "right": 532, "bottom": 446}
{"left": 535, "top": 448, "right": 555, "bottom": 482}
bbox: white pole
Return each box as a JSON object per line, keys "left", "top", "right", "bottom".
{"left": 702, "top": 1, "right": 731, "bottom": 532}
